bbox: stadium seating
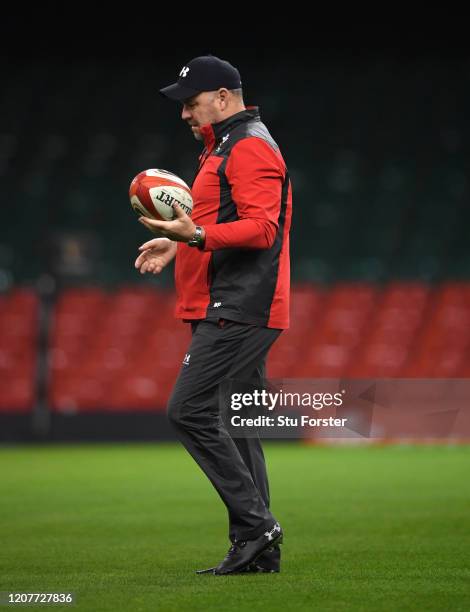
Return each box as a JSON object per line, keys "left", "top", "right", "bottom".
{"left": 47, "top": 286, "right": 190, "bottom": 412}
{"left": 0, "top": 289, "right": 39, "bottom": 412}
{"left": 43, "top": 282, "right": 470, "bottom": 411}
{"left": 1, "top": 282, "right": 470, "bottom": 413}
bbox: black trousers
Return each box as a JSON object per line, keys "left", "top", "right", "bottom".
{"left": 167, "top": 318, "right": 281, "bottom": 542}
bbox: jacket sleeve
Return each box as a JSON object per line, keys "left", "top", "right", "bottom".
{"left": 202, "top": 137, "right": 285, "bottom": 251}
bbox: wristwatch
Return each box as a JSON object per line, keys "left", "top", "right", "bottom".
{"left": 187, "top": 226, "right": 205, "bottom": 248}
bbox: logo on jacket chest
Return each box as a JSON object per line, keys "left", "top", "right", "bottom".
{"left": 215, "top": 134, "right": 230, "bottom": 154}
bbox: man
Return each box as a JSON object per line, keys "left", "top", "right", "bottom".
{"left": 135, "top": 55, "right": 292, "bottom": 575}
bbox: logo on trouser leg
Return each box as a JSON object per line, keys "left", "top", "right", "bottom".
{"left": 264, "top": 523, "right": 281, "bottom": 541}
{"left": 183, "top": 353, "right": 191, "bottom": 366}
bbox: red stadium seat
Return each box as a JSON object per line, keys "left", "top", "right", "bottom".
{"left": 45, "top": 281, "right": 470, "bottom": 413}
{"left": 0, "top": 288, "right": 39, "bottom": 412}
{"left": 48, "top": 286, "right": 187, "bottom": 412}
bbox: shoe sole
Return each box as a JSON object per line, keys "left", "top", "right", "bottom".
{"left": 195, "top": 567, "right": 216, "bottom": 574}
{"left": 196, "top": 565, "right": 280, "bottom": 575}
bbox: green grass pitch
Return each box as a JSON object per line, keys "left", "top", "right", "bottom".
{"left": 1, "top": 443, "right": 469, "bottom": 611}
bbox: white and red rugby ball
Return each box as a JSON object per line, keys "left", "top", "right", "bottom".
{"left": 129, "top": 169, "right": 193, "bottom": 221}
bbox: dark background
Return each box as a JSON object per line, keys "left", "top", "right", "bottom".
{"left": 1, "top": 25, "right": 469, "bottom": 289}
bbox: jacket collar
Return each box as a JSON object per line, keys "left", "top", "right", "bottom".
{"left": 200, "top": 106, "right": 260, "bottom": 151}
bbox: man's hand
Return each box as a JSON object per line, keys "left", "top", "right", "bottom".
{"left": 134, "top": 237, "right": 177, "bottom": 275}
{"left": 138, "top": 202, "right": 196, "bottom": 242}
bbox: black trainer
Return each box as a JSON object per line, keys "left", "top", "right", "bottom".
{"left": 212, "top": 523, "right": 283, "bottom": 575}
{"left": 195, "top": 544, "right": 281, "bottom": 575}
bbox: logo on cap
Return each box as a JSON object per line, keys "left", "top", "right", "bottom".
{"left": 179, "top": 67, "right": 190, "bottom": 78}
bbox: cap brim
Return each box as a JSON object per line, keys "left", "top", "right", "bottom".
{"left": 159, "top": 82, "right": 201, "bottom": 102}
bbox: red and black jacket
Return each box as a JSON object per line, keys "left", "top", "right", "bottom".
{"left": 175, "top": 107, "right": 292, "bottom": 329}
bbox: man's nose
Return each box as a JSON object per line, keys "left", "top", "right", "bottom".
{"left": 181, "top": 106, "right": 191, "bottom": 121}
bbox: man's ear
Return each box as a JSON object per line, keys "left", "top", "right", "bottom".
{"left": 218, "top": 88, "right": 229, "bottom": 110}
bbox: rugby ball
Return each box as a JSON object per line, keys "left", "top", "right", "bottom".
{"left": 129, "top": 169, "right": 193, "bottom": 221}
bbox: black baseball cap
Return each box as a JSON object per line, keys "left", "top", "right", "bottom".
{"left": 160, "top": 55, "right": 242, "bottom": 102}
